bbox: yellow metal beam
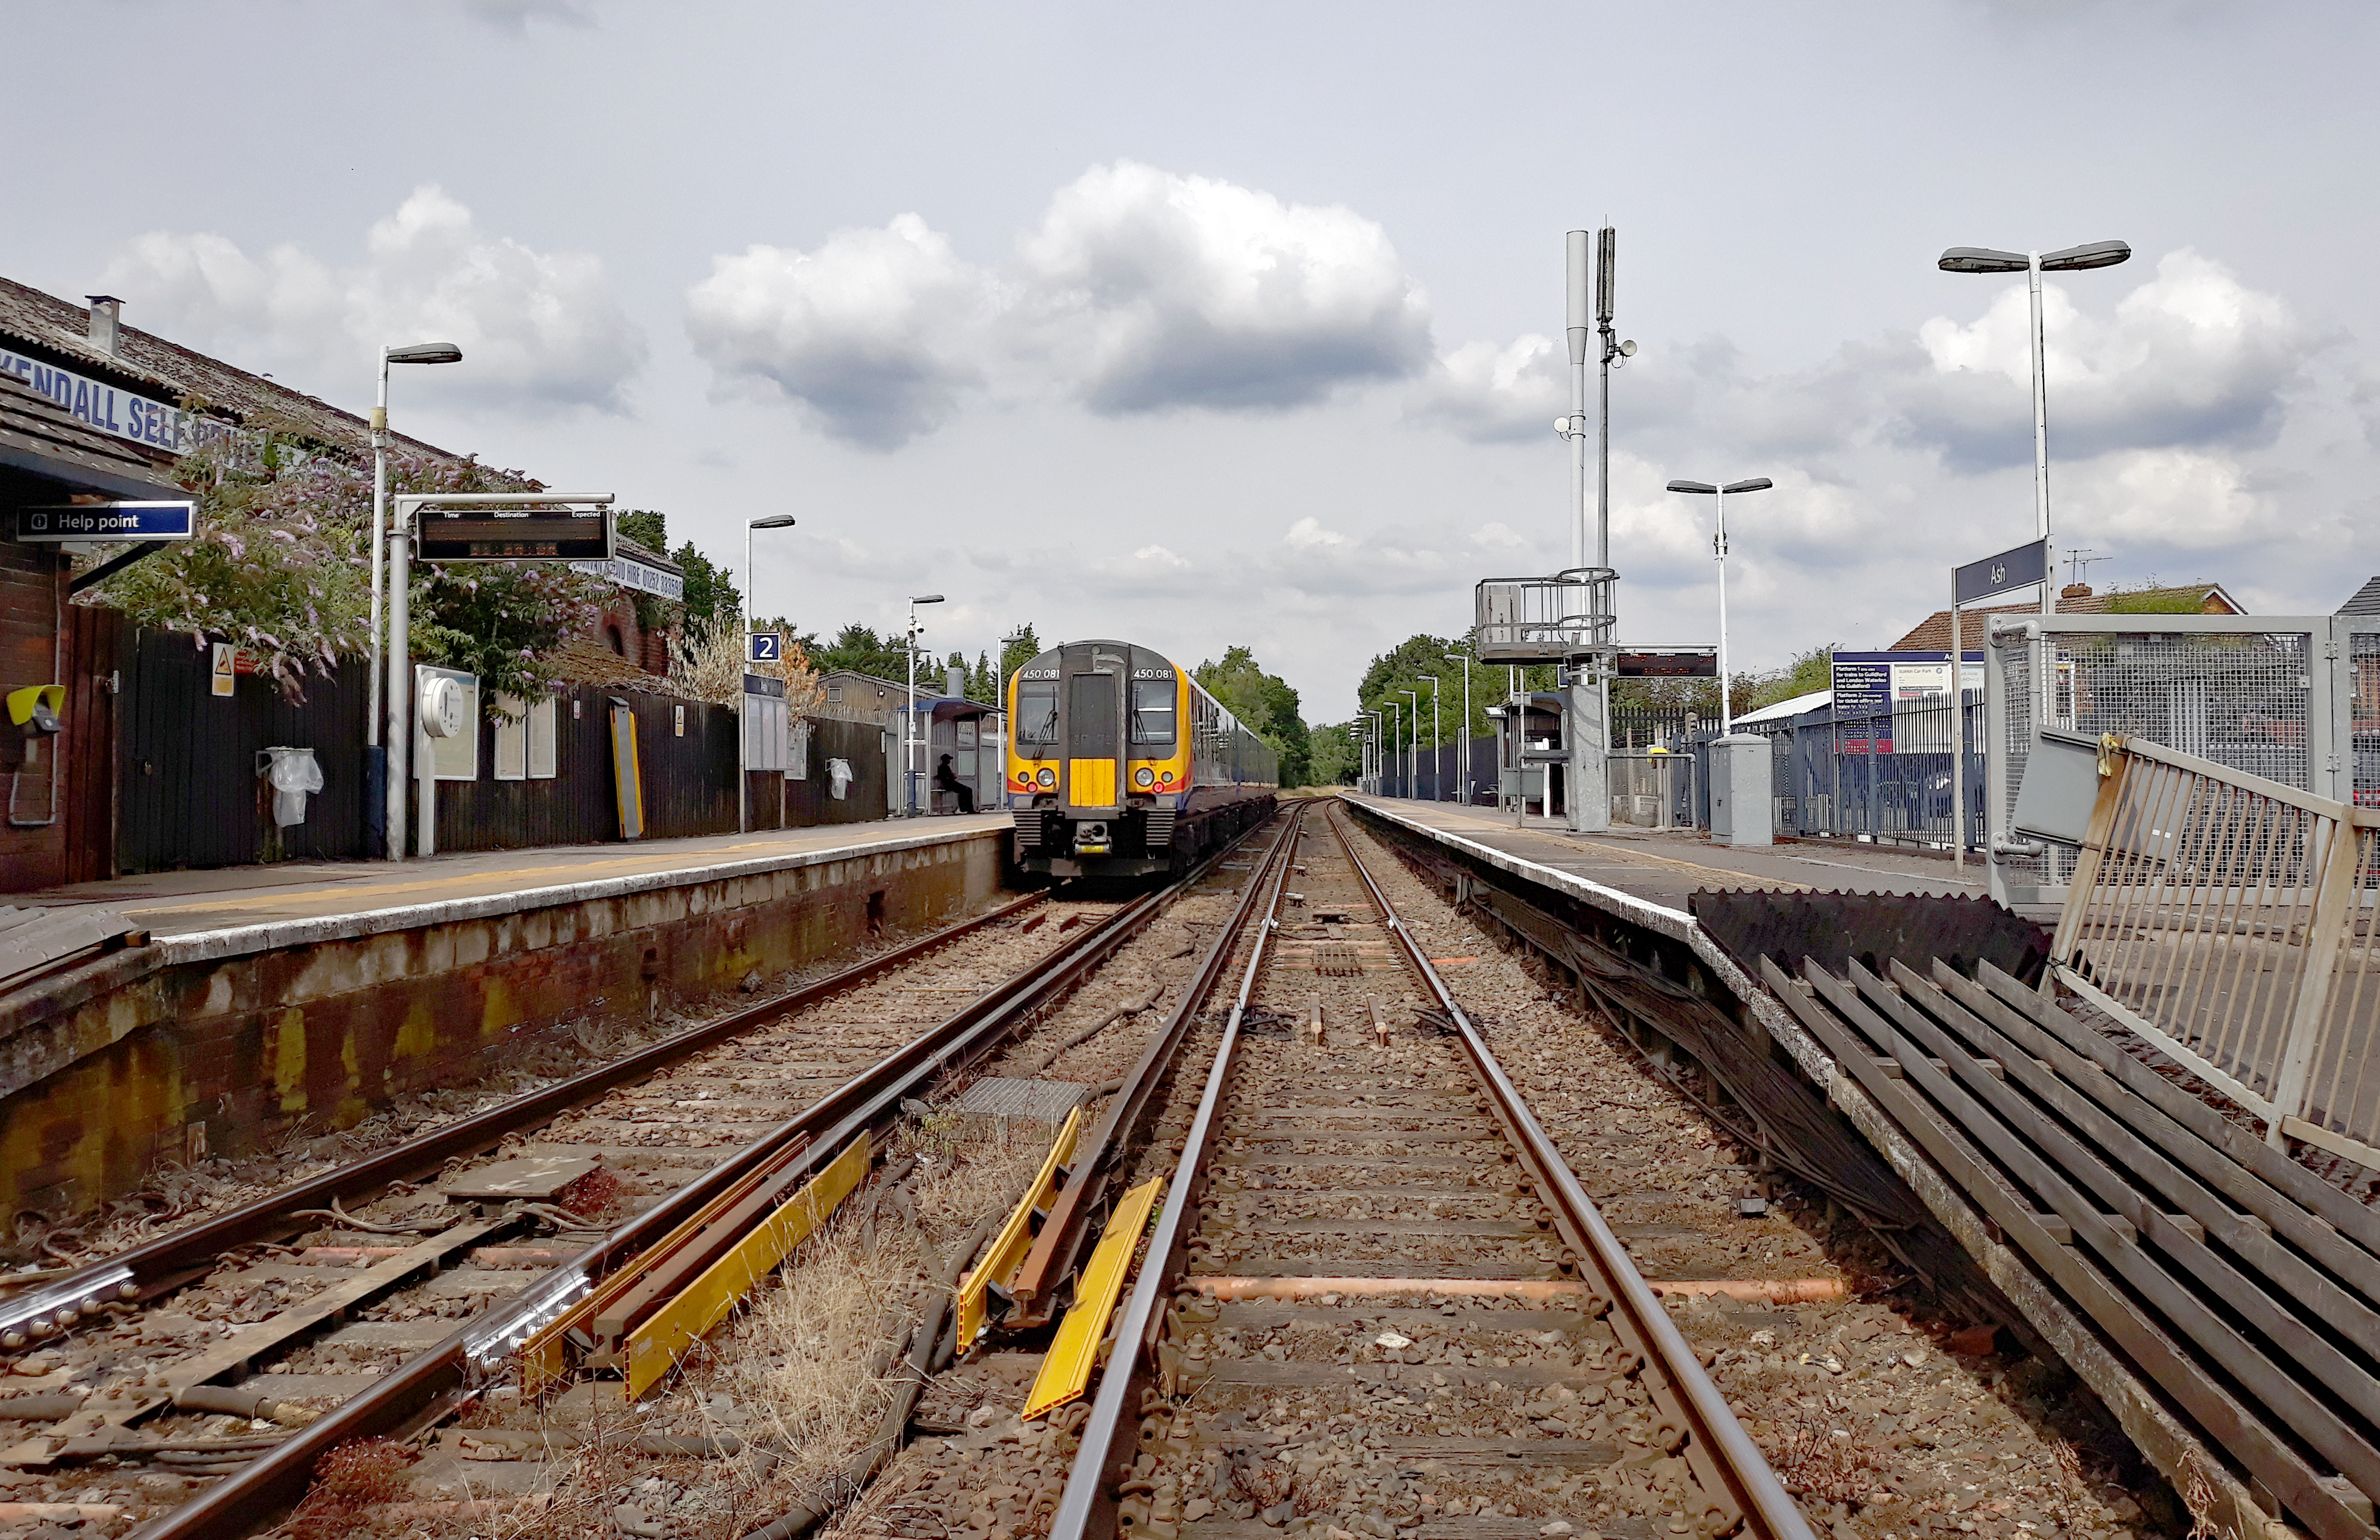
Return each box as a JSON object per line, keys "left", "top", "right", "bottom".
{"left": 955, "top": 1105, "right": 1083, "bottom": 1354}
{"left": 624, "top": 1135, "right": 871, "bottom": 1399}
{"left": 1022, "top": 1174, "right": 1164, "bottom": 1422}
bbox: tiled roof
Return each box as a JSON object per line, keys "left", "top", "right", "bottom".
{"left": 0, "top": 276, "right": 463, "bottom": 465}
{"left": 0, "top": 369, "right": 182, "bottom": 499}
{"left": 1889, "top": 583, "right": 2241, "bottom": 651}
{"left": 2339, "top": 577, "right": 2380, "bottom": 616}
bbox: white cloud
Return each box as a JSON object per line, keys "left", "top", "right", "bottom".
{"left": 1470, "top": 521, "right": 1529, "bottom": 550}
{"left": 1283, "top": 516, "right": 1347, "bottom": 551}
{"left": 1131, "top": 543, "right": 1191, "bottom": 568}
{"left": 458, "top": 0, "right": 596, "bottom": 30}
{"left": 1407, "top": 334, "right": 1566, "bottom": 443}
{"left": 1901, "top": 249, "right": 2307, "bottom": 468}
{"left": 684, "top": 161, "right": 1435, "bottom": 448}
{"left": 685, "top": 214, "right": 1002, "bottom": 449}
{"left": 2056, "top": 448, "right": 2292, "bottom": 550}
{"left": 101, "top": 186, "right": 645, "bottom": 413}
{"left": 1019, "top": 161, "right": 1431, "bottom": 414}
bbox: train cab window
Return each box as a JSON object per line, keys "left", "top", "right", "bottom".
{"left": 1069, "top": 675, "right": 1118, "bottom": 755}
{"left": 1129, "top": 680, "right": 1176, "bottom": 746}
{"left": 1017, "top": 682, "right": 1058, "bottom": 747}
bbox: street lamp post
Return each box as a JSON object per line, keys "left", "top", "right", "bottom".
{"left": 1664, "top": 478, "right": 1774, "bottom": 733}
{"left": 1417, "top": 675, "right": 1442, "bottom": 800}
{"left": 1365, "top": 710, "right": 1382, "bottom": 794}
{"left": 1386, "top": 700, "right": 1401, "bottom": 798}
{"left": 739, "top": 515, "right": 799, "bottom": 835}
{"left": 905, "top": 594, "right": 945, "bottom": 816}
{"left": 370, "top": 341, "right": 461, "bottom": 860}
{"left": 1389, "top": 690, "right": 1408, "bottom": 799}
{"left": 1936, "top": 239, "right": 2131, "bottom": 618}
{"left": 1448, "top": 644, "right": 1476, "bottom": 805}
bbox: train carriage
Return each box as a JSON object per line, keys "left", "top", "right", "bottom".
{"left": 1005, "top": 639, "right": 1278, "bottom": 877}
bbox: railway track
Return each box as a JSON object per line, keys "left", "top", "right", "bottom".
{"left": 0, "top": 826, "right": 1270, "bottom": 1539}
{"left": 1011, "top": 801, "right": 1812, "bottom": 1540}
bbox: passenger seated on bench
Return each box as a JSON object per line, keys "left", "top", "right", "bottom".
{"left": 934, "top": 754, "right": 975, "bottom": 814}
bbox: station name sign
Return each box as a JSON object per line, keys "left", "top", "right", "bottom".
{"left": 1954, "top": 538, "right": 2049, "bottom": 606}
{"left": 570, "top": 553, "right": 684, "bottom": 600}
{"left": 1, "top": 349, "right": 242, "bottom": 460}
{"left": 14, "top": 500, "right": 195, "bottom": 542}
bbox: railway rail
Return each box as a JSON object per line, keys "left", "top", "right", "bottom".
{"left": 0, "top": 820, "right": 1269, "bottom": 1540}
{"left": 1030, "top": 801, "right": 1813, "bottom": 1540}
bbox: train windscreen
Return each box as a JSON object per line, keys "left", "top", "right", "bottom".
{"left": 1017, "top": 682, "right": 1058, "bottom": 745}
{"left": 1069, "top": 675, "right": 1117, "bottom": 756}
{"left": 1129, "top": 680, "right": 1176, "bottom": 745}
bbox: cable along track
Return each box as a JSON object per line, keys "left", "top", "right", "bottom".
{"left": 1048, "top": 801, "right": 1813, "bottom": 1540}
{"left": 0, "top": 834, "right": 1257, "bottom": 1540}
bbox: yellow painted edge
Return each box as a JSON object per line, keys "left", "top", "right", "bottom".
{"left": 1022, "top": 1174, "right": 1165, "bottom": 1422}
{"left": 956, "top": 1106, "right": 1083, "bottom": 1351}
{"left": 624, "top": 1136, "right": 870, "bottom": 1399}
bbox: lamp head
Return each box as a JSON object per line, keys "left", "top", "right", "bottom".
{"left": 1723, "top": 477, "right": 1774, "bottom": 495}
{"left": 386, "top": 342, "right": 464, "bottom": 365}
{"left": 749, "top": 515, "right": 798, "bottom": 530}
{"left": 911, "top": 593, "right": 945, "bottom": 605}
{"left": 2041, "top": 239, "right": 2132, "bottom": 272}
{"left": 1667, "top": 480, "right": 1718, "bottom": 495}
{"left": 1938, "top": 246, "right": 2031, "bottom": 274}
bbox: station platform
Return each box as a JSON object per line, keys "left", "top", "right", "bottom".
{"left": 1339, "top": 794, "right": 1987, "bottom": 918}
{"left": 14, "top": 813, "right": 1014, "bottom": 949}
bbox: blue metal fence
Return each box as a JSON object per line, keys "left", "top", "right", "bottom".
{"left": 1745, "top": 691, "right": 1984, "bottom": 852}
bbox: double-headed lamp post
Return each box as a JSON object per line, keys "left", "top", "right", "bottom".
{"left": 1417, "top": 674, "right": 1442, "bottom": 800}
{"left": 1936, "top": 239, "right": 2129, "bottom": 617}
{"left": 739, "top": 515, "right": 799, "bottom": 834}
{"left": 1664, "top": 478, "right": 1773, "bottom": 734}
{"left": 905, "top": 594, "right": 945, "bottom": 816}
{"left": 369, "top": 342, "right": 461, "bottom": 856}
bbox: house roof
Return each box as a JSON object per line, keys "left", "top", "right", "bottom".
{"left": 0, "top": 367, "right": 183, "bottom": 501}
{"left": 2339, "top": 577, "right": 2380, "bottom": 616}
{"left": 1888, "top": 583, "right": 2241, "bottom": 651}
{"left": 0, "top": 276, "right": 464, "bottom": 466}
{"left": 1734, "top": 686, "right": 1833, "bottom": 726}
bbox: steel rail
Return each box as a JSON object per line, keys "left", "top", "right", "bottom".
{"left": 127, "top": 830, "right": 1264, "bottom": 1540}
{"left": 1046, "top": 801, "right": 1310, "bottom": 1540}
{"left": 1005, "top": 807, "right": 1311, "bottom": 1320}
{"left": 1, "top": 889, "right": 1051, "bottom": 1345}
{"left": 1328, "top": 808, "right": 1814, "bottom": 1540}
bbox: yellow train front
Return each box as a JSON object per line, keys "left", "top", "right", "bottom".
{"left": 1005, "top": 641, "right": 1278, "bottom": 878}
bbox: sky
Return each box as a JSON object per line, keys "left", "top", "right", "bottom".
{"left": 7, "top": 0, "right": 2377, "bottom": 721}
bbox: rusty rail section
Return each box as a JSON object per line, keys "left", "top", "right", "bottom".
{"left": 0, "top": 889, "right": 1050, "bottom": 1352}
{"left": 1046, "top": 805, "right": 1814, "bottom": 1540}
{"left": 115, "top": 826, "right": 1266, "bottom": 1540}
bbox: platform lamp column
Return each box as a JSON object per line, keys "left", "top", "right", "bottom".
{"left": 1938, "top": 238, "right": 2129, "bottom": 724}
{"left": 1417, "top": 674, "right": 1442, "bottom": 800}
{"left": 1366, "top": 710, "right": 1382, "bottom": 795}
{"left": 905, "top": 594, "right": 945, "bottom": 817}
{"left": 1399, "top": 690, "right": 1419, "bottom": 801}
{"left": 1447, "top": 644, "right": 1476, "bottom": 805}
{"left": 740, "top": 515, "right": 799, "bottom": 835}
{"left": 370, "top": 342, "right": 461, "bottom": 861}
{"left": 1664, "top": 478, "right": 1773, "bottom": 734}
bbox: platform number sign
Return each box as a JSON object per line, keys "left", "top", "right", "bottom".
{"left": 748, "top": 632, "right": 782, "bottom": 664}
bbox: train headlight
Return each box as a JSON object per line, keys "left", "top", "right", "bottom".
{"left": 1134, "top": 767, "right": 1154, "bottom": 788}
{"left": 1036, "top": 767, "right": 1057, "bottom": 788}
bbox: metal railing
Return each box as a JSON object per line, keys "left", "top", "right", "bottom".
{"left": 2051, "top": 731, "right": 2380, "bottom": 1167}
{"left": 1472, "top": 568, "right": 1617, "bottom": 662}
{"left": 1745, "top": 693, "right": 1985, "bottom": 851}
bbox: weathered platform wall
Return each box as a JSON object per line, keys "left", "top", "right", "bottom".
{"left": 0, "top": 829, "right": 1007, "bottom": 1219}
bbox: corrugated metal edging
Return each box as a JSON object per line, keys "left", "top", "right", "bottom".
{"left": 117, "top": 628, "right": 369, "bottom": 873}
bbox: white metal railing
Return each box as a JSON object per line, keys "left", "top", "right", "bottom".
{"left": 2052, "top": 732, "right": 2380, "bottom": 1165}
{"left": 1473, "top": 568, "right": 1617, "bottom": 663}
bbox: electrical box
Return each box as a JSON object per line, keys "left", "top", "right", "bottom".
{"left": 1708, "top": 733, "right": 1773, "bottom": 848}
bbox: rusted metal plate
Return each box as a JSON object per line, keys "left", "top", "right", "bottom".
{"left": 953, "top": 1077, "right": 1096, "bottom": 1123}
{"left": 440, "top": 1156, "right": 600, "bottom": 1204}
{"left": 1689, "top": 888, "right": 2050, "bottom": 989}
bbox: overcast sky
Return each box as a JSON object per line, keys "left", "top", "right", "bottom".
{"left": 10, "top": 1, "right": 2376, "bottom": 719}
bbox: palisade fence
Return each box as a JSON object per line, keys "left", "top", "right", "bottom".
{"left": 100, "top": 619, "right": 884, "bottom": 874}
{"left": 1740, "top": 692, "right": 1987, "bottom": 852}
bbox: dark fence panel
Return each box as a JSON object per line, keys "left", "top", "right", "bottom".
{"left": 118, "top": 629, "right": 370, "bottom": 873}
{"left": 432, "top": 684, "right": 620, "bottom": 852}
{"left": 786, "top": 717, "right": 890, "bottom": 825}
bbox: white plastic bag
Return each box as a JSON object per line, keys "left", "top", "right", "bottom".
{"left": 264, "top": 746, "right": 324, "bottom": 827}
{"left": 827, "top": 758, "right": 854, "bottom": 801}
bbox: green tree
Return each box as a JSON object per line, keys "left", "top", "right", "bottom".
{"left": 1194, "top": 645, "right": 1311, "bottom": 786}
{"left": 817, "top": 624, "right": 908, "bottom": 679}
{"left": 1000, "top": 624, "right": 1043, "bottom": 687}
{"left": 971, "top": 650, "right": 998, "bottom": 705}
{"left": 1308, "top": 721, "right": 1361, "bottom": 785}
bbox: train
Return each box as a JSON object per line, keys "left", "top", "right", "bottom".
{"left": 1004, "top": 639, "right": 1279, "bottom": 877}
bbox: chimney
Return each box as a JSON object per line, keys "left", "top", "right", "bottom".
{"left": 85, "top": 295, "right": 123, "bottom": 357}
{"left": 2062, "top": 582, "right": 2093, "bottom": 601}
{"left": 945, "top": 666, "right": 964, "bottom": 697}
